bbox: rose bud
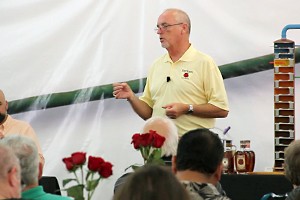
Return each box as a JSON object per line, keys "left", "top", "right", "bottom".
{"left": 71, "top": 152, "right": 86, "bottom": 165}
{"left": 62, "top": 157, "right": 75, "bottom": 171}
{"left": 99, "top": 162, "right": 113, "bottom": 178}
{"left": 88, "top": 156, "right": 104, "bottom": 172}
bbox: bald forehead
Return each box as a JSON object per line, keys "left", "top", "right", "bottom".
{"left": 0, "top": 90, "right": 5, "bottom": 102}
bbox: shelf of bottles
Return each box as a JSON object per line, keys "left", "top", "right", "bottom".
{"left": 273, "top": 38, "right": 295, "bottom": 172}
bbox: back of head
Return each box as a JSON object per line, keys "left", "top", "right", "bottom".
{"left": 176, "top": 128, "right": 224, "bottom": 175}
{"left": 0, "top": 143, "right": 20, "bottom": 181}
{"left": 284, "top": 140, "right": 300, "bottom": 186}
{"left": 0, "top": 143, "right": 21, "bottom": 198}
{"left": 142, "top": 116, "right": 178, "bottom": 156}
{"left": 1, "top": 135, "right": 39, "bottom": 186}
{"left": 113, "top": 165, "right": 189, "bottom": 200}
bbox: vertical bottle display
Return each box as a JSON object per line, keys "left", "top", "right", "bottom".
{"left": 273, "top": 38, "right": 295, "bottom": 172}
{"left": 234, "top": 140, "right": 255, "bottom": 173}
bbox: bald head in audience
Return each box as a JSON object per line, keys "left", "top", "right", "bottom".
{"left": 142, "top": 116, "right": 178, "bottom": 157}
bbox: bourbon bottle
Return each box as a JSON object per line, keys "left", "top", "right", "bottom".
{"left": 235, "top": 141, "right": 248, "bottom": 173}
{"left": 244, "top": 140, "right": 255, "bottom": 172}
{"left": 222, "top": 140, "right": 235, "bottom": 174}
{"left": 235, "top": 140, "right": 255, "bottom": 173}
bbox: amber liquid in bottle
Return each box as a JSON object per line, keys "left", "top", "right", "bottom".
{"left": 234, "top": 142, "right": 247, "bottom": 173}
{"left": 244, "top": 140, "right": 255, "bottom": 172}
{"left": 235, "top": 140, "right": 255, "bottom": 173}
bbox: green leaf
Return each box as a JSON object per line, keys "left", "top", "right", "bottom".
{"left": 131, "top": 165, "right": 142, "bottom": 171}
{"left": 62, "top": 178, "right": 77, "bottom": 187}
{"left": 152, "top": 149, "right": 162, "bottom": 159}
{"left": 65, "top": 184, "right": 84, "bottom": 200}
{"left": 86, "top": 179, "right": 100, "bottom": 191}
{"left": 125, "top": 164, "right": 142, "bottom": 172}
{"left": 86, "top": 170, "right": 92, "bottom": 180}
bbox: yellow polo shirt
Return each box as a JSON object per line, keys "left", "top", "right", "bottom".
{"left": 140, "top": 45, "right": 229, "bottom": 136}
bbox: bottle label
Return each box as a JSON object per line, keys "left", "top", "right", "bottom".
{"left": 236, "top": 154, "right": 246, "bottom": 170}
{"left": 223, "top": 157, "right": 229, "bottom": 171}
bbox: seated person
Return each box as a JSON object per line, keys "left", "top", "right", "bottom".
{"left": 0, "top": 89, "right": 45, "bottom": 176}
{"left": 0, "top": 143, "right": 22, "bottom": 199}
{"left": 172, "top": 128, "right": 231, "bottom": 200}
{"left": 0, "top": 135, "right": 71, "bottom": 200}
{"left": 141, "top": 116, "right": 178, "bottom": 165}
{"left": 113, "top": 164, "right": 189, "bottom": 200}
{"left": 284, "top": 140, "right": 300, "bottom": 200}
{"left": 114, "top": 116, "right": 178, "bottom": 193}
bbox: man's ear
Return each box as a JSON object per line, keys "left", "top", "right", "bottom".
{"left": 5, "top": 100, "right": 8, "bottom": 112}
{"left": 38, "top": 162, "right": 43, "bottom": 180}
{"left": 215, "top": 163, "right": 223, "bottom": 181}
{"left": 8, "top": 166, "right": 20, "bottom": 187}
{"left": 171, "top": 156, "right": 177, "bottom": 174}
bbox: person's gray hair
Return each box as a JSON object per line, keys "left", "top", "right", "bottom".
{"left": 164, "top": 8, "right": 191, "bottom": 34}
{"left": 142, "top": 116, "right": 178, "bottom": 156}
{"left": 0, "top": 143, "right": 20, "bottom": 180}
{"left": 1, "top": 135, "right": 39, "bottom": 186}
{"left": 284, "top": 140, "right": 300, "bottom": 186}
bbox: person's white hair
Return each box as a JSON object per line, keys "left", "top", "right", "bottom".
{"left": 0, "top": 143, "right": 20, "bottom": 180}
{"left": 142, "top": 116, "right": 178, "bottom": 156}
{"left": 1, "top": 135, "right": 39, "bottom": 186}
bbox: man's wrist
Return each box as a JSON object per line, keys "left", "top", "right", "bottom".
{"left": 187, "top": 104, "right": 194, "bottom": 114}
{"left": 127, "top": 95, "right": 135, "bottom": 102}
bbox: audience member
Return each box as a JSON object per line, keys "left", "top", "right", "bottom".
{"left": 113, "top": 164, "right": 190, "bottom": 200}
{"left": 284, "top": 140, "right": 300, "bottom": 200}
{"left": 1, "top": 135, "right": 71, "bottom": 200}
{"left": 172, "top": 128, "right": 231, "bottom": 200}
{"left": 0, "top": 89, "right": 45, "bottom": 174}
{"left": 0, "top": 143, "right": 22, "bottom": 199}
{"left": 114, "top": 116, "right": 178, "bottom": 193}
{"left": 142, "top": 116, "right": 178, "bottom": 165}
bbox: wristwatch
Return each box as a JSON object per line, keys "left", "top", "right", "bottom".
{"left": 187, "top": 104, "right": 194, "bottom": 114}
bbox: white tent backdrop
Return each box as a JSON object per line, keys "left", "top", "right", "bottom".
{"left": 1, "top": 0, "right": 300, "bottom": 199}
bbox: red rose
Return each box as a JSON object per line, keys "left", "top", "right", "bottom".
{"left": 71, "top": 152, "right": 86, "bottom": 165}
{"left": 140, "top": 133, "right": 153, "bottom": 147}
{"left": 184, "top": 73, "right": 189, "bottom": 77}
{"left": 151, "top": 132, "right": 166, "bottom": 148}
{"left": 62, "top": 157, "right": 75, "bottom": 171}
{"left": 99, "top": 162, "right": 113, "bottom": 178}
{"left": 131, "top": 133, "right": 142, "bottom": 149}
{"left": 88, "top": 156, "right": 104, "bottom": 172}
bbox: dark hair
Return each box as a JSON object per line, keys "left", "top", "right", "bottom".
{"left": 113, "top": 165, "right": 189, "bottom": 200}
{"left": 176, "top": 128, "right": 224, "bottom": 175}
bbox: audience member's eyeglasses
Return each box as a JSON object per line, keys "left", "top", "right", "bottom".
{"left": 154, "top": 23, "right": 183, "bottom": 32}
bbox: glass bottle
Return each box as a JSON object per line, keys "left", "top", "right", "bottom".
{"left": 234, "top": 140, "right": 248, "bottom": 173}
{"left": 222, "top": 140, "right": 235, "bottom": 174}
{"left": 244, "top": 140, "right": 255, "bottom": 172}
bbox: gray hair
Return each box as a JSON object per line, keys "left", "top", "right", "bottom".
{"left": 164, "top": 8, "right": 191, "bottom": 34}
{"left": 142, "top": 116, "right": 178, "bottom": 156}
{"left": 284, "top": 140, "right": 300, "bottom": 186}
{"left": 1, "top": 135, "right": 39, "bottom": 186}
{"left": 0, "top": 143, "right": 21, "bottom": 180}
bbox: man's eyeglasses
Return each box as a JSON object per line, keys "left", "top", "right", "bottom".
{"left": 154, "top": 23, "right": 183, "bottom": 32}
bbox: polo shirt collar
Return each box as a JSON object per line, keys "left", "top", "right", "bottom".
{"left": 163, "top": 44, "right": 195, "bottom": 63}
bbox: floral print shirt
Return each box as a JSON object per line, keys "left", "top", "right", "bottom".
{"left": 181, "top": 181, "right": 231, "bottom": 200}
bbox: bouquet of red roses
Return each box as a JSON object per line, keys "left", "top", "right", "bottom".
{"left": 62, "top": 152, "right": 113, "bottom": 200}
{"left": 128, "top": 130, "right": 166, "bottom": 170}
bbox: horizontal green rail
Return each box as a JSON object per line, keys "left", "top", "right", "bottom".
{"left": 8, "top": 48, "right": 300, "bottom": 114}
